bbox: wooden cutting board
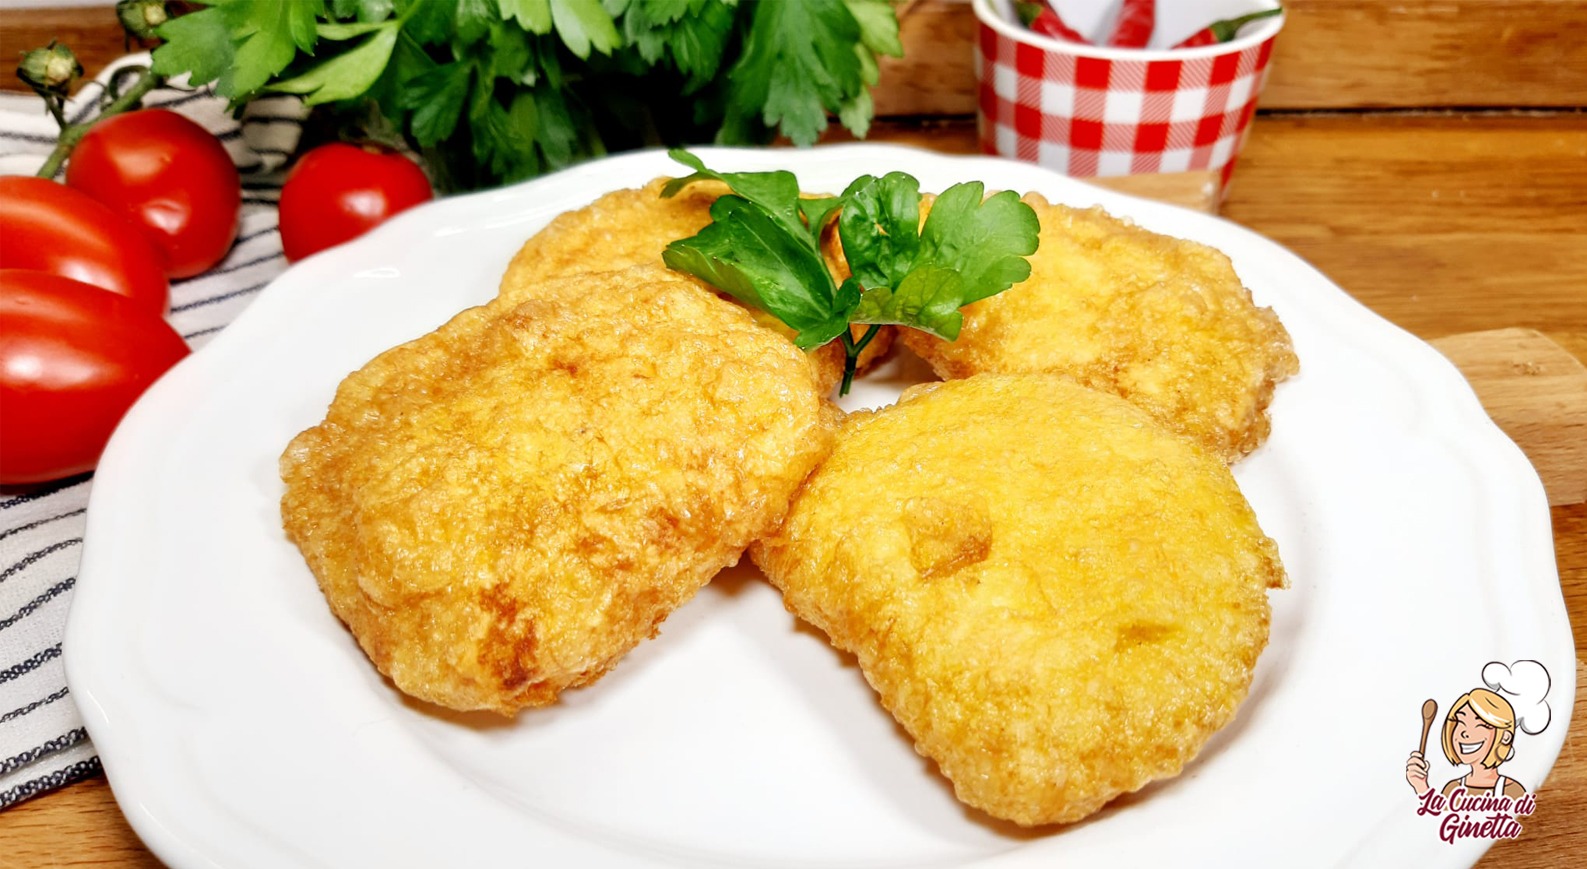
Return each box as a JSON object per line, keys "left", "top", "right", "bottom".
{"left": 1431, "top": 329, "right": 1587, "bottom": 507}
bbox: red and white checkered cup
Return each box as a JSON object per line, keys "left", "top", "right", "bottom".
{"left": 974, "top": 0, "right": 1284, "bottom": 196}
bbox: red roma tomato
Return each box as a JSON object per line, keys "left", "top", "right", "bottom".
{"left": 0, "top": 269, "right": 190, "bottom": 484}
{"left": 66, "top": 109, "right": 241, "bottom": 279}
{"left": 0, "top": 176, "right": 170, "bottom": 314}
{"left": 278, "top": 143, "right": 433, "bottom": 263}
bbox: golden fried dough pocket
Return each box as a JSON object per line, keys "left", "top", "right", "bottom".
{"left": 282, "top": 267, "right": 837, "bottom": 715}
{"left": 753, "top": 374, "right": 1286, "bottom": 825}
{"left": 901, "top": 196, "right": 1298, "bottom": 461}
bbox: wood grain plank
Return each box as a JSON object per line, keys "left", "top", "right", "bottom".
{"left": 873, "top": 0, "right": 979, "bottom": 119}
{"left": 0, "top": 775, "right": 160, "bottom": 868}
{"left": 1223, "top": 114, "right": 1587, "bottom": 340}
{"left": 1265, "top": 0, "right": 1587, "bottom": 109}
{"left": 874, "top": 0, "right": 1587, "bottom": 117}
{"left": 1431, "top": 329, "right": 1587, "bottom": 506}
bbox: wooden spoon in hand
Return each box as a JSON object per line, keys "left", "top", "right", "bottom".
{"left": 1419, "top": 698, "right": 1438, "bottom": 755}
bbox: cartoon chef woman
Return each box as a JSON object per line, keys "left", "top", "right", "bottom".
{"left": 1406, "top": 688, "right": 1526, "bottom": 799}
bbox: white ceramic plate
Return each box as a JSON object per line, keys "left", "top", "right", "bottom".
{"left": 66, "top": 146, "right": 1572, "bottom": 868}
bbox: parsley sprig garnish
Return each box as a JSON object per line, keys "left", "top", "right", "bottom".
{"left": 661, "top": 150, "right": 1041, "bottom": 395}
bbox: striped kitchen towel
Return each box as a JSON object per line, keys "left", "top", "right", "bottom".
{"left": 0, "top": 53, "right": 305, "bottom": 808}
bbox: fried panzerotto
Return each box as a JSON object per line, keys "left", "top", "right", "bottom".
{"left": 281, "top": 268, "right": 836, "bottom": 715}
{"left": 753, "top": 374, "right": 1286, "bottom": 826}
{"left": 900, "top": 195, "right": 1297, "bottom": 461}
{"left": 496, "top": 177, "right": 894, "bottom": 391}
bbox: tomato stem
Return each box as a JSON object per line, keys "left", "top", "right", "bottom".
{"left": 35, "top": 65, "right": 164, "bottom": 179}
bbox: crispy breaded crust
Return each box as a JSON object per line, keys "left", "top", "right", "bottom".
{"left": 282, "top": 268, "right": 837, "bottom": 715}
{"left": 496, "top": 177, "right": 893, "bottom": 393}
{"left": 497, "top": 178, "right": 728, "bottom": 304}
{"left": 901, "top": 195, "right": 1298, "bottom": 461}
{"left": 753, "top": 374, "right": 1285, "bottom": 825}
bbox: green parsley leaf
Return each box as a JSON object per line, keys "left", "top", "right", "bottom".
{"left": 622, "top": 0, "right": 733, "bottom": 90}
{"left": 359, "top": 0, "right": 396, "bottom": 22}
{"left": 468, "top": 62, "right": 496, "bottom": 122}
{"left": 500, "top": 91, "right": 544, "bottom": 176}
{"left": 629, "top": 0, "right": 688, "bottom": 21}
{"left": 850, "top": 266, "right": 965, "bottom": 340}
{"left": 399, "top": 0, "right": 455, "bottom": 44}
{"left": 527, "top": 82, "right": 581, "bottom": 168}
{"left": 550, "top": 0, "right": 621, "bottom": 58}
{"left": 331, "top": 0, "right": 394, "bottom": 22}
{"left": 661, "top": 148, "right": 806, "bottom": 243}
{"left": 317, "top": 20, "right": 394, "bottom": 39}
{"left": 401, "top": 61, "right": 473, "bottom": 146}
{"left": 917, "top": 182, "right": 1041, "bottom": 303}
{"left": 838, "top": 44, "right": 881, "bottom": 137}
{"left": 454, "top": 0, "right": 498, "bottom": 45}
{"left": 470, "top": 101, "right": 514, "bottom": 178}
{"left": 151, "top": 7, "right": 234, "bottom": 87}
{"left": 369, "top": 28, "right": 434, "bottom": 119}
{"left": 500, "top": 0, "right": 553, "bottom": 33}
{"left": 268, "top": 24, "right": 399, "bottom": 105}
{"left": 834, "top": 177, "right": 1039, "bottom": 341}
{"left": 844, "top": 0, "right": 904, "bottom": 57}
{"left": 223, "top": 0, "right": 322, "bottom": 98}
{"left": 664, "top": 194, "right": 852, "bottom": 349}
{"left": 486, "top": 23, "right": 533, "bottom": 84}
{"left": 837, "top": 88, "right": 874, "bottom": 139}
{"left": 721, "top": 0, "right": 863, "bottom": 147}
{"left": 535, "top": 32, "right": 568, "bottom": 88}
{"left": 797, "top": 195, "right": 847, "bottom": 238}
{"left": 838, "top": 172, "right": 921, "bottom": 290}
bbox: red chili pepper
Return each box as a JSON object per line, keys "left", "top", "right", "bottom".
{"left": 1016, "top": 1, "right": 1090, "bottom": 44}
{"left": 1105, "top": 0, "right": 1154, "bottom": 48}
{"left": 1172, "top": 8, "right": 1284, "bottom": 48}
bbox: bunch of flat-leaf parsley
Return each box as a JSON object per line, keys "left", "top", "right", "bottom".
{"left": 150, "top": 0, "right": 902, "bottom": 191}
{"left": 661, "top": 151, "right": 1041, "bottom": 394}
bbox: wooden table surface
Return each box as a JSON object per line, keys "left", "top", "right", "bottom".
{"left": 1, "top": 0, "right": 1584, "bottom": 864}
